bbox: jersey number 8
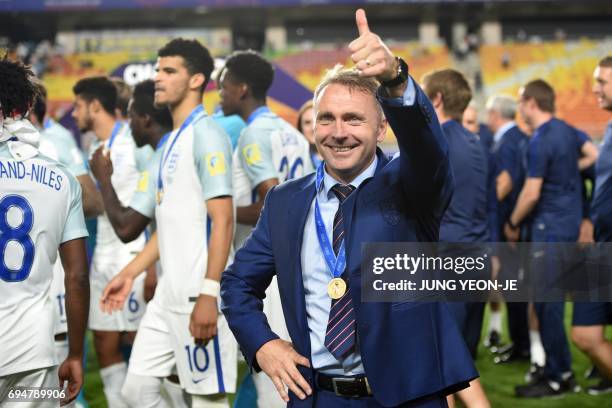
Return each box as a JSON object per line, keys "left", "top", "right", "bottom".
{"left": 0, "top": 195, "right": 35, "bottom": 282}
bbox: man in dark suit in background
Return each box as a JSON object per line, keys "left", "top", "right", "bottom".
{"left": 463, "top": 100, "right": 494, "bottom": 153}
{"left": 221, "top": 9, "right": 477, "bottom": 408}
{"left": 484, "top": 94, "right": 532, "bottom": 367}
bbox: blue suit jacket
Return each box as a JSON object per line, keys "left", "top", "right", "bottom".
{"left": 221, "top": 82, "right": 478, "bottom": 407}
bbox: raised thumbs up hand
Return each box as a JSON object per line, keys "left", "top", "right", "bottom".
{"left": 349, "top": 9, "right": 399, "bottom": 84}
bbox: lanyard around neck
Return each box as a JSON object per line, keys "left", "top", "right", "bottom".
{"left": 157, "top": 105, "right": 205, "bottom": 194}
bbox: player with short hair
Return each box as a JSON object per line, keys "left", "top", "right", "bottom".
{"left": 28, "top": 82, "right": 103, "bottom": 373}
{"left": 0, "top": 56, "right": 89, "bottom": 406}
{"left": 101, "top": 38, "right": 237, "bottom": 408}
{"left": 571, "top": 55, "right": 612, "bottom": 395}
{"left": 111, "top": 77, "right": 133, "bottom": 122}
{"left": 89, "top": 79, "right": 172, "bottom": 243}
{"left": 29, "top": 84, "right": 103, "bottom": 218}
{"left": 484, "top": 94, "right": 532, "bottom": 366}
{"left": 507, "top": 78, "right": 599, "bottom": 398}
{"left": 72, "top": 75, "right": 151, "bottom": 407}
{"left": 422, "top": 68, "right": 491, "bottom": 408}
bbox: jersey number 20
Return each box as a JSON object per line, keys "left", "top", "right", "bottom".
{"left": 278, "top": 156, "right": 304, "bottom": 182}
{"left": 0, "top": 195, "right": 35, "bottom": 282}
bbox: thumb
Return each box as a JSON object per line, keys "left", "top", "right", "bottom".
{"left": 356, "top": 9, "right": 370, "bottom": 36}
{"left": 101, "top": 280, "right": 117, "bottom": 300}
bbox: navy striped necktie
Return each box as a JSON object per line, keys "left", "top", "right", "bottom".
{"left": 324, "top": 183, "right": 356, "bottom": 360}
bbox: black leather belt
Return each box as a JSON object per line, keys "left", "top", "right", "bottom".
{"left": 315, "top": 373, "right": 373, "bottom": 398}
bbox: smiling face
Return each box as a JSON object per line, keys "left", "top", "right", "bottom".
{"left": 313, "top": 83, "right": 386, "bottom": 184}
{"left": 593, "top": 65, "right": 612, "bottom": 112}
{"left": 154, "top": 56, "right": 192, "bottom": 108}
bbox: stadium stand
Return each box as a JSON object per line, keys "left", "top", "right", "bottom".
{"left": 480, "top": 39, "right": 612, "bottom": 138}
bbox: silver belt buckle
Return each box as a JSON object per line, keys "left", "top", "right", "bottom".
{"left": 365, "top": 377, "right": 372, "bottom": 395}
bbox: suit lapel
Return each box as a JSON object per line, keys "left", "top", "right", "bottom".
{"left": 288, "top": 177, "right": 316, "bottom": 351}
{"left": 344, "top": 148, "right": 389, "bottom": 241}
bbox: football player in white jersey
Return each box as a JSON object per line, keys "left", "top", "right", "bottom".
{"left": 90, "top": 78, "right": 171, "bottom": 299}
{"left": 111, "top": 77, "right": 132, "bottom": 123}
{"left": 72, "top": 76, "right": 151, "bottom": 407}
{"left": 89, "top": 78, "right": 170, "bottom": 269}
{"left": 28, "top": 84, "right": 103, "bottom": 370}
{"left": 29, "top": 85, "right": 103, "bottom": 219}
{"left": 218, "top": 50, "right": 313, "bottom": 408}
{"left": 0, "top": 57, "right": 89, "bottom": 407}
{"left": 100, "top": 38, "right": 237, "bottom": 408}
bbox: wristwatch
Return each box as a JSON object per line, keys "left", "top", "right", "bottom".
{"left": 381, "top": 57, "right": 409, "bottom": 88}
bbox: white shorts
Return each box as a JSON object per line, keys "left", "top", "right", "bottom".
{"left": 0, "top": 366, "right": 59, "bottom": 408}
{"left": 89, "top": 248, "right": 146, "bottom": 331}
{"left": 128, "top": 299, "right": 237, "bottom": 395}
{"left": 50, "top": 258, "right": 67, "bottom": 335}
{"left": 255, "top": 278, "right": 287, "bottom": 408}
{"left": 252, "top": 371, "right": 285, "bottom": 408}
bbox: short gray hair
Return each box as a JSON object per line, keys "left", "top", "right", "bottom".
{"left": 313, "top": 64, "right": 383, "bottom": 120}
{"left": 466, "top": 100, "right": 478, "bottom": 111}
{"left": 486, "top": 94, "right": 517, "bottom": 120}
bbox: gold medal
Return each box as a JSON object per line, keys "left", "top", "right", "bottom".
{"left": 327, "top": 278, "right": 347, "bottom": 299}
{"left": 156, "top": 190, "right": 163, "bottom": 204}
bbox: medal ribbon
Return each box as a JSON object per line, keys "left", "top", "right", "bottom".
{"left": 157, "top": 105, "right": 205, "bottom": 196}
{"left": 314, "top": 162, "right": 347, "bottom": 279}
{"left": 107, "top": 121, "right": 123, "bottom": 149}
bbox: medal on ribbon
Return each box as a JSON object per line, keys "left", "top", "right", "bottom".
{"left": 313, "top": 163, "right": 349, "bottom": 299}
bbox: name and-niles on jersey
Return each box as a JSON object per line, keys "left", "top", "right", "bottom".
{"left": 0, "top": 159, "right": 64, "bottom": 191}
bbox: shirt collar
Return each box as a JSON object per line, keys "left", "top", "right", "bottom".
{"left": 493, "top": 121, "right": 515, "bottom": 144}
{"left": 534, "top": 118, "right": 554, "bottom": 137}
{"left": 246, "top": 106, "right": 271, "bottom": 124}
{"left": 156, "top": 132, "right": 171, "bottom": 150}
{"left": 322, "top": 155, "right": 378, "bottom": 199}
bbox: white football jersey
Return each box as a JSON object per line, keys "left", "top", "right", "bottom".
{"left": 155, "top": 110, "right": 233, "bottom": 313}
{"left": 90, "top": 123, "right": 151, "bottom": 259}
{"left": 233, "top": 109, "right": 313, "bottom": 248}
{"left": 38, "top": 119, "right": 87, "bottom": 335}
{"left": 0, "top": 143, "right": 87, "bottom": 376}
{"left": 39, "top": 119, "right": 87, "bottom": 177}
{"left": 129, "top": 141, "right": 165, "bottom": 220}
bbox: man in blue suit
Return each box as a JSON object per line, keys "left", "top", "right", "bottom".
{"left": 484, "top": 94, "right": 532, "bottom": 366}
{"left": 221, "top": 9, "right": 477, "bottom": 407}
